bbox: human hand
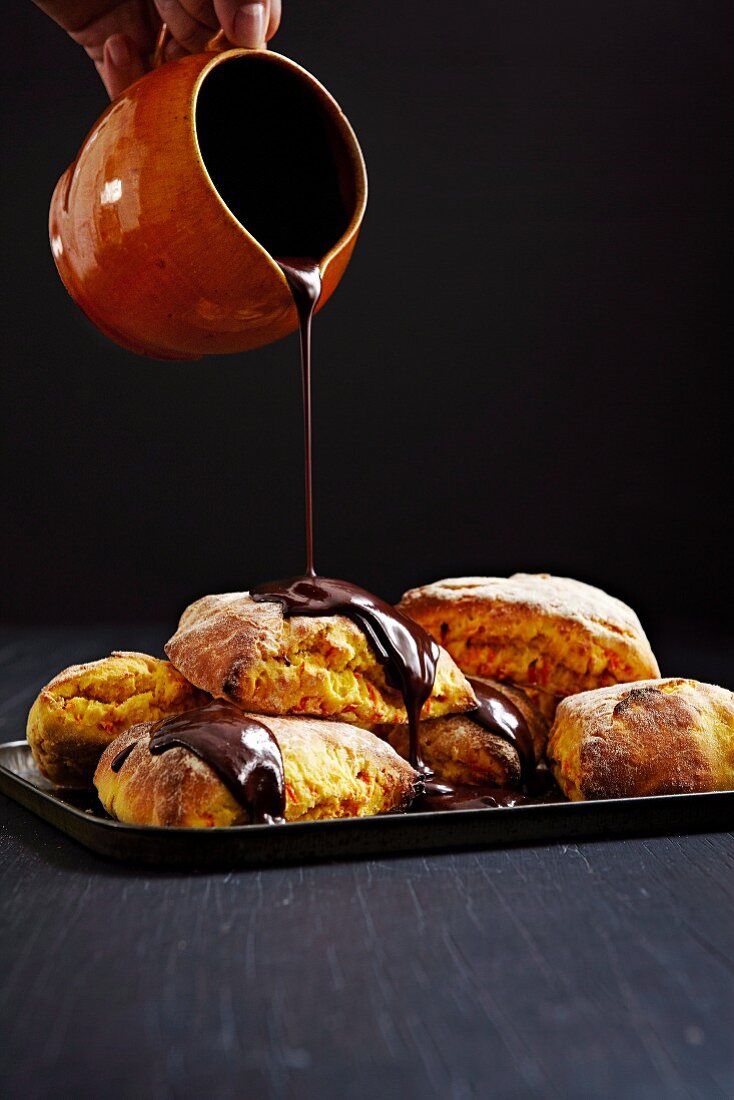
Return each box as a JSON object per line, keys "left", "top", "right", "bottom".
{"left": 33, "top": 1, "right": 282, "bottom": 99}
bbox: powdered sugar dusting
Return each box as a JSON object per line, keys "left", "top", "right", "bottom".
{"left": 401, "top": 573, "right": 648, "bottom": 637}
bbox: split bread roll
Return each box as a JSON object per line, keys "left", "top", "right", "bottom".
{"left": 27, "top": 652, "right": 208, "bottom": 787}
{"left": 95, "top": 712, "right": 419, "bottom": 826}
{"left": 399, "top": 573, "right": 659, "bottom": 719}
{"left": 165, "top": 592, "right": 475, "bottom": 727}
{"left": 547, "top": 678, "right": 734, "bottom": 800}
{"left": 384, "top": 678, "right": 549, "bottom": 789}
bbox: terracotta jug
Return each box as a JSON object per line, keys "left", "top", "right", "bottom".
{"left": 49, "top": 36, "right": 367, "bottom": 360}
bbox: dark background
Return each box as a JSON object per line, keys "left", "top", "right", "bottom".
{"left": 2, "top": 2, "right": 732, "bottom": 670}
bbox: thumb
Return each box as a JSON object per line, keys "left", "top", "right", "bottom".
{"left": 213, "top": 1, "right": 279, "bottom": 49}
{"left": 100, "top": 34, "right": 147, "bottom": 100}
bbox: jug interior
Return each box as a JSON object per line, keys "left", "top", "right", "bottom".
{"left": 196, "top": 55, "right": 357, "bottom": 260}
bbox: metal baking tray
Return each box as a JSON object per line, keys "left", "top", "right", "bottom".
{"left": 1, "top": 740, "right": 732, "bottom": 869}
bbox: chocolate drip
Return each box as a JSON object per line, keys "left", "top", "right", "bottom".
{"left": 147, "top": 701, "right": 285, "bottom": 824}
{"left": 411, "top": 680, "right": 541, "bottom": 811}
{"left": 110, "top": 740, "right": 137, "bottom": 772}
{"left": 251, "top": 574, "right": 439, "bottom": 774}
{"left": 275, "top": 257, "right": 322, "bottom": 577}
{"left": 467, "top": 678, "right": 535, "bottom": 779}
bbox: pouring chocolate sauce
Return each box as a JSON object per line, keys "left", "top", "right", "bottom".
{"left": 135, "top": 261, "right": 549, "bottom": 814}
{"left": 250, "top": 259, "right": 550, "bottom": 809}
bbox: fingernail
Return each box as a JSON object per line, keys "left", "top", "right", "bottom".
{"left": 106, "top": 35, "right": 131, "bottom": 68}
{"left": 234, "top": 3, "right": 266, "bottom": 47}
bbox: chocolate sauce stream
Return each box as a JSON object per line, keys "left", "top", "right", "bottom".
{"left": 251, "top": 574, "right": 439, "bottom": 774}
{"left": 276, "top": 258, "right": 322, "bottom": 577}
{"left": 146, "top": 702, "right": 285, "bottom": 824}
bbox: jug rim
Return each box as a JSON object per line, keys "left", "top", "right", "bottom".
{"left": 190, "top": 47, "right": 368, "bottom": 286}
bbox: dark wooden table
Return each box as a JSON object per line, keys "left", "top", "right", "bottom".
{"left": 1, "top": 628, "right": 733, "bottom": 1099}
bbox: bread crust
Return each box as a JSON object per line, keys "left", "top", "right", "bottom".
{"left": 383, "top": 677, "right": 549, "bottom": 788}
{"left": 398, "top": 573, "right": 659, "bottom": 718}
{"left": 164, "top": 592, "right": 475, "bottom": 726}
{"left": 386, "top": 714, "right": 521, "bottom": 787}
{"left": 95, "top": 713, "right": 419, "bottom": 826}
{"left": 26, "top": 652, "right": 208, "bottom": 787}
{"left": 547, "top": 678, "right": 734, "bottom": 799}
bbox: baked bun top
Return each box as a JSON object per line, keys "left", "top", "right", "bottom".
{"left": 36, "top": 651, "right": 190, "bottom": 700}
{"left": 397, "top": 573, "right": 660, "bottom": 717}
{"left": 473, "top": 675, "right": 550, "bottom": 756}
{"left": 400, "top": 573, "right": 653, "bottom": 645}
{"left": 383, "top": 676, "right": 549, "bottom": 789}
{"left": 164, "top": 592, "right": 475, "bottom": 726}
{"left": 386, "top": 712, "right": 522, "bottom": 788}
{"left": 95, "top": 711, "right": 419, "bottom": 827}
{"left": 548, "top": 677, "right": 734, "bottom": 800}
{"left": 26, "top": 651, "right": 208, "bottom": 787}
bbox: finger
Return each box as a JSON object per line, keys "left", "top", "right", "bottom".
{"left": 266, "top": 0, "right": 281, "bottom": 41}
{"left": 177, "top": 1, "right": 219, "bottom": 29}
{"left": 69, "top": 5, "right": 158, "bottom": 58}
{"left": 101, "top": 33, "right": 148, "bottom": 99}
{"left": 213, "top": 0, "right": 269, "bottom": 48}
{"left": 153, "top": 0, "right": 213, "bottom": 53}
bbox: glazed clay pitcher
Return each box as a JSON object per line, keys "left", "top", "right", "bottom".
{"left": 49, "top": 37, "right": 367, "bottom": 360}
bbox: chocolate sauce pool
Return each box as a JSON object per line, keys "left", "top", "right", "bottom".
{"left": 111, "top": 702, "right": 285, "bottom": 824}
{"left": 411, "top": 765, "right": 559, "bottom": 812}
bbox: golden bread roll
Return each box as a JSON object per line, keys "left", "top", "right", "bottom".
{"left": 388, "top": 715, "right": 520, "bottom": 787}
{"left": 27, "top": 652, "right": 208, "bottom": 787}
{"left": 398, "top": 573, "right": 659, "bottom": 719}
{"left": 547, "top": 678, "right": 734, "bottom": 800}
{"left": 164, "top": 592, "right": 475, "bottom": 726}
{"left": 95, "top": 710, "right": 418, "bottom": 826}
{"left": 385, "top": 678, "right": 549, "bottom": 788}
